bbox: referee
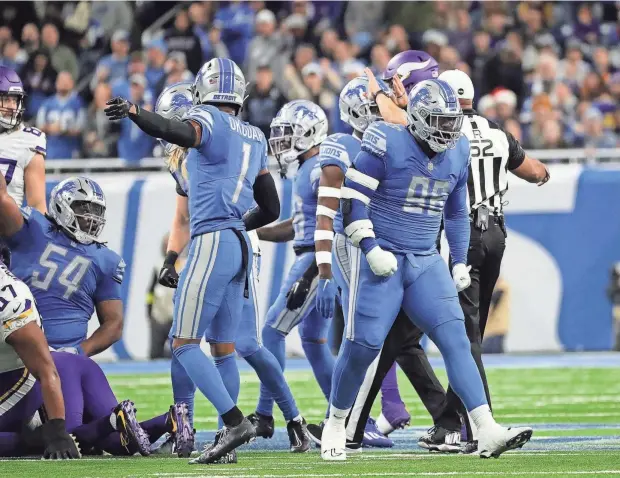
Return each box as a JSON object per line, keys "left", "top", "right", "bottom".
{"left": 436, "top": 69, "right": 550, "bottom": 451}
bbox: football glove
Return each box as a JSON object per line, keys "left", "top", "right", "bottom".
{"left": 159, "top": 251, "right": 179, "bottom": 288}
{"left": 366, "top": 246, "right": 398, "bottom": 278}
{"left": 286, "top": 276, "right": 312, "bottom": 311}
{"left": 452, "top": 263, "right": 472, "bottom": 292}
{"left": 42, "top": 419, "right": 81, "bottom": 460}
{"left": 316, "top": 278, "right": 338, "bottom": 319}
{"left": 57, "top": 345, "right": 84, "bottom": 355}
{"left": 104, "top": 97, "right": 135, "bottom": 121}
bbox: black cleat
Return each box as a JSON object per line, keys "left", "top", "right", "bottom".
{"left": 306, "top": 420, "right": 362, "bottom": 453}
{"left": 246, "top": 412, "right": 274, "bottom": 439}
{"left": 287, "top": 418, "right": 311, "bottom": 453}
{"left": 418, "top": 426, "right": 461, "bottom": 453}
{"left": 189, "top": 418, "right": 255, "bottom": 464}
{"left": 195, "top": 429, "right": 237, "bottom": 464}
{"left": 461, "top": 440, "right": 478, "bottom": 454}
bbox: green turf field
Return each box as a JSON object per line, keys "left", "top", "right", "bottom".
{"left": 5, "top": 365, "right": 620, "bottom": 477}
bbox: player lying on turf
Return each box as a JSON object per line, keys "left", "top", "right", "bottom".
{"left": 152, "top": 82, "right": 309, "bottom": 460}
{"left": 105, "top": 57, "right": 281, "bottom": 464}
{"left": 5, "top": 176, "right": 124, "bottom": 358}
{"left": 321, "top": 79, "right": 533, "bottom": 461}
{"left": 254, "top": 100, "right": 335, "bottom": 422}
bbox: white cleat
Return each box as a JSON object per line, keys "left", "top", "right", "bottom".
{"left": 478, "top": 425, "right": 533, "bottom": 459}
{"left": 321, "top": 420, "right": 347, "bottom": 461}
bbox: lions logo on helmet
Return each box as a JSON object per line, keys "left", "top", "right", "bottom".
{"left": 192, "top": 58, "right": 246, "bottom": 112}
{"left": 407, "top": 79, "right": 463, "bottom": 153}
{"left": 339, "top": 76, "right": 382, "bottom": 133}
{"left": 269, "top": 100, "right": 328, "bottom": 177}
{"left": 155, "top": 82, "right": 194, "bottom": 158}
{"left": 48, "top": 177, "right": 107, "bottom": 245}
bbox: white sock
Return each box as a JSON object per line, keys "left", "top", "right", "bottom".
{"left": 329, "top": 405, "right": 350, "bottom": 423}
{"left": 110, "top": 412, "right": 118, "bottom": 430}
{"left": 291, "top": 415, "right": 303, "bottom": 423}
{"left": 469, "top": 405, "right": 496, "bottom": 432}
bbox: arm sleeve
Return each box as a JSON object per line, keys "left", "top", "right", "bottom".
{"left": 443, "top": 164, "right": 470, "bottom": 266}
{"left": 342, "top": 149, "right": 386, "bottom": 255}
{"left": 243, "top": 172, "right": 281, "bottom": 231}
{"left": 505, "top": 130, "right": 526, "bottom": 170}
{"left": 128, "top": 108, "right": 197, "bottom": 148}
{"left": 94, "top": 256, "right": 125, "bottom": 303}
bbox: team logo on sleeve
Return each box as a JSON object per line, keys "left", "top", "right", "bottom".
{"left": 113, "top": 259, "right": 126, "bottom": 284}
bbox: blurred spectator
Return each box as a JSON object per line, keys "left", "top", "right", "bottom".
{"left": 439, "top": 46, "right": 460, "bottom": 72}
{"left": 283, "top": 43, "right": 316, "bottom": 100}
{"left": 89, "top": 1, "right": 134, "bottom": 40}
{"left": 242, "top": 63, "right": 287, "bottom": 139}
{"left": 552, "top": 82, "right": 579, "bottom": 121}
{"left": 21, "top": 23, "right": 40, "bottom": 56}
{"left": 111, "top": 52, "right": 153, "bottom": 105}
{"left": 592, "top": 47, "right": 614, "bottom": 82}
{"left": 539, "top": 119, "right": 568, "bottom": 149}
{"left": 523, "top": 93, "right": 556, "bottom": 149}
{"left": 92, "top": 30, "right": 130, "bottom": 89}
{"left": 344, "top": 2, "right": 385, "bottom": 41}
{"left": 370, "top": 44, "right": 390, "bottom": 76}
{"left": 482, "top": 40, "right": 525, "bottom": 105}
{"left": 477, "top": 94, "right": 497, "bottom": 121}
{"left": 386, "top": 25, "right": 411, "bottom": 55}
{"left": 156, "top": 51, "right": 194, "bottom": 95}
{"left": 580, "top": 72, "right": 606, "bottom": 101}
{"left": 558, "top": 40, "right": 591, "bottom": 89}
{"left": 572, "top": 3, "right": 601, "bottom": 45}
{"left": 83, "top": 83, "right": 120, "bottom": 158}
{"left": 41, "top": 23, "right": 79, "bottom": 82}
{"left": 0, "top": 40, "right": 27, "bottom": 71}
{"left": 214, "top": 0, "right": 254, "bottom": 66}
{"left": 21, "top": 50, "right": 57, "bottom": 120}
{"left": 246, "top": 9, "right": 283, "bottom": 82}
{"left": 530, "top": 53, "right": 559, "bottom": 96}
{"left": 503, "top": 118, "right": 522, "bottom": 143}
{"left": 189, "top": 2, "right": 229, "bottom": 62}
{"left": 319, "top": 29, "right": 339, "bottom": 60}
{"left": 281, "top": 13, "right": 310, "bottom": 50}
{"left": 450, "top": 9, "right": 474, "bottom": 61}
{"left": 301, "top": 62, "right": 336, "bottom": 116}
{"left": 165, "top": 8, "right": 203, "bottom": 75}
{"left": 332, "top": 41, "right": 355, "bottom": 74}
{"left": 422, "top": 29, "right": 447, "bottom": 63}
{"left": 145, "top": 39, "right": 167, "bottom": 93}
{"left": 485, "top": 9, "right": 508, "bottom": 46}
{"left": 494, "top": 89, "right": 517, "bottom": 126}
{"left": 117, "top": 74, "right": 156, "bottom": 161}
{"left": 581, "top": 108, "right": 618, "bottom": 149}
{"left": 36, "top": 71, "right": 85, "bottom": 159}
{"left": 469, "top": 30, "right": 492, "bottom": 93}
{"left": 0, "top": 27, "right": 12, "bottom": 52}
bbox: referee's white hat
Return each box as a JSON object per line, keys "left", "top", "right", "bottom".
{"left": 438, "top": 69, "right": 475, "bottom": 101}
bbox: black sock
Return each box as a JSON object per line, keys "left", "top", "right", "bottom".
{"left": 221, "top": 406, "right": 244, "bottom": 427}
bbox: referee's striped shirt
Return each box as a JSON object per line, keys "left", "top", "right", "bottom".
{"left": 460, "top": 109, "right": 526, "bottom": 215}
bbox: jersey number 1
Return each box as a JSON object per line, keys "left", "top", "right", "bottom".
{"left": 31, "top": 244, "right": 91, "bottom": 300}
{"left": 231, "top": 142, "right": 251, "bottom": 204}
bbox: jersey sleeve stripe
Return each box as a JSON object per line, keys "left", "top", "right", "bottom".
{"left": 346, "top": 168, "right": 380, "bottom": 190}
{"left": 341, "top": 186, "right": 370, "bottom": 205}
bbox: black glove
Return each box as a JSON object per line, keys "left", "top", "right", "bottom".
{"left": 104, "top": 97, "right": 136, "bottom": 121}
{"left": 286, "top": 276, "right": 312, "bottom": 311}
{"left": 42, "top": 419, "right": 81, "bottom": 460}
{"left": 158, "top": 251, "right": 179, "bottom": 288}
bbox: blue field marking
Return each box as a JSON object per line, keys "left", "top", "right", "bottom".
{"left": 99, "top": 352, "right": 620, "bottom": 375}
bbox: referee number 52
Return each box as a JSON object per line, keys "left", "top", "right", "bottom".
{"left": 470, "top": 139, "right": 493, "bottom": 158}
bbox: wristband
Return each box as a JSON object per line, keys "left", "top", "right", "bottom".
{"left": 373, "top": 90, "right": 390, "bottom": 102}
{"left": 164, "top": 251, "right": 179, "bottom": 266}
{"left": 316, "top": 251, "right": 332, "bottom": 265}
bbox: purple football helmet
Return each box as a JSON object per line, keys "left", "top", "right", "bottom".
{"left": 382, "top": 50, "right": 439, "bottom": 94}
{"left": 0, "top": 66, "right": 25, "bottom": 130}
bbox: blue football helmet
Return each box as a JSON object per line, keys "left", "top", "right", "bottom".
{"left": 407, "top": 79, "right": 463, "bottom": 153}
{"left": 48, "top": 177, "right": 107, "bottom": 245}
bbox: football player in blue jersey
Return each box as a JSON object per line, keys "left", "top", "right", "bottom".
{"left": 3, "top": 177, "right": 125, "bottom": 357}
{"left": 105, "top": 57, "right": 281, "bottom": 464}
{"left": 152, "top": 83, "right": 309, "bottom": 458}
{"left": 253, "top": 100, "right": 334, "bottom": 425}
{"left": 321, "top": 79, "right": 533, "bottom": 461}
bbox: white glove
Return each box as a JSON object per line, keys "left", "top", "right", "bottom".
{"left": 452, "top": 263, "right": 472, "bottom": 292}
{"left": 57, "top": 347, "right": 79, "bottom": 354}
{"left": 366, "top": 246, "right": 398, "bottom": 277}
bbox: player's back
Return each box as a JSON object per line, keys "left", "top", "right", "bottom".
{"left": 292, "top": 154, "right": 321, "bottom": 249}
{"left": 0, "top": 123, "right": 46, "bottom": 205}
{"left": 360, "top": 121, "right": 470, "bottom": 254}
{"left": 184, "top": 104, "right": 267, "bottom": 236}
{"left": 6, "top": 207, "right": 124, "bottom": 348}
{"left": 319, "top": 133, "right": 361, "bottom": 235}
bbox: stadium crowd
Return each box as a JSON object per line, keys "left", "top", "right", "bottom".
{"left": 0, "top": 1, "right": 619, "bottom": 160}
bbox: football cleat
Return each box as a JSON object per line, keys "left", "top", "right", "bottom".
{"left": 151, "top": 433, "right": 175, "bottom": 455}
{"left": 194, "top": 428, "right": 237, "bottom": 464}
{"left": 287, "top": 418, "right": 311, "bottom": 453}
{"left": 190, "top": 418, "right": 255, "bottom": 464}
{"left": 362, "top": 418, "right": 393, "bottom": 448}
{"left": 114, "top": 400, "right": 151, "bottom": 456}
{"left": 377, "top": 401, "right": 411, "bottom": 436}
{"left": 478, "top": 425, "right": 533, "bottom": 459}
{"left": 168, "top": 403, "right": 195, "bottom": 458}
{"left": 418, "top": 426, "right": 461, "bottom": 453}
{"left": 320, "top": 419, "right": 346, "bottom": 461}
{"left": 246, "top": 412, "right": 275, "bottom": 439}
{"left": 306, "top": 420, "right": 362, "bottom": 453}
{"left": 461, "top": 440, "right": 478, "bottom": 454}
